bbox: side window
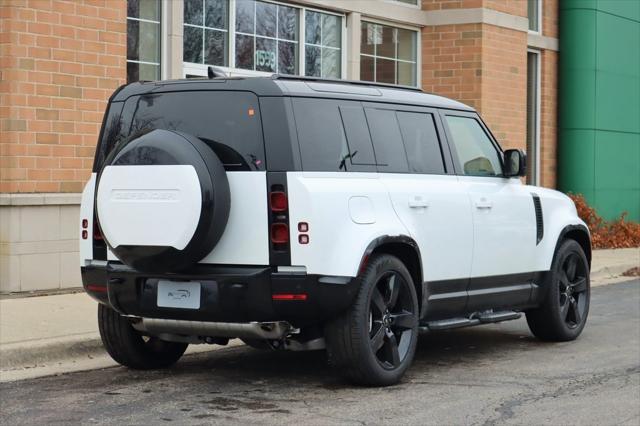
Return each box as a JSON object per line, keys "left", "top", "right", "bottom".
{"left": 364, "top": 108, "right": 409, "bottom": 173}
{"left": 339, "top": 106, "right": 376, "bottom": 165}
{"left": 445, "top": 116, "right": 503, "bottom": 177}
{"left": 396, "top": 111, "right": 445, "bottom": 174}
{"left": 292, "top": 98, "right": 350, "bottom": 171}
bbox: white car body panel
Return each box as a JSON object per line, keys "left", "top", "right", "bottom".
{"left": 287, "top": 172, "right": 409, "bottom": 277}
{"left": 460, "top": 176, "right": 538, "bottom": 277}
{"left": 199, "top": 172, "right": 269, "bottom": 265}
{"left": 381, "top": 174, "right": 473, "bottom": 282}
{"left": 79, "top": 173, "right": 97, "bottom": 265}
{"left": 529, "top": 186, "right": 589, "bottom": 271}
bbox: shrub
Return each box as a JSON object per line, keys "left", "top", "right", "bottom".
{"left": 568, "top": 193, "right": 640, "bottom": 249}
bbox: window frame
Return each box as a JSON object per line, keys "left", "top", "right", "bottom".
{"left": 383, "top": 0, "right": 421, "bottom": 9}
{"left": 126, "top": 0, "right": 165, "bottom": 82}
{"left": 527, "top": 0, "right": 542, "bottom": 34}
{"left": 526, "top": 48, "right": 541, "bottom": 185}
{"left": 182, "top": 0, "right": 346, "bottom": 79}
{"left": 439, "top": 110, "right": 507, "bottom": 179}
{"left": 359, "top": 18, "right": 421, "bottom": 87}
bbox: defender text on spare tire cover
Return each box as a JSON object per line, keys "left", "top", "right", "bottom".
{"left": 96, "top": 129, "right": 230, "bottom": 273}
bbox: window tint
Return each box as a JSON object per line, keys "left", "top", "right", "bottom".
{"left": 364, "top": 108, "right": 409, "bottom": 173}
{"left": 396, "top": 111, "right": 445, "bottom": 174}
{"left": 445, "top": 116, "right": 502, "bottom": 177}
{"left": 339, "top": 106, "right": 376, "bottom": 165}
{"left": 128, "top": 91, "right": 265, "bottom": 171}
{"left": 293, "top": 98, "right": 350, "bottom": 171}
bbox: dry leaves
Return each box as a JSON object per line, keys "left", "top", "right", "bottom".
{"left": 568, "top": 193, "right": 640, "bottom": 249}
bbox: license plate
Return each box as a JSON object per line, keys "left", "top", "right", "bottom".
{"left": 157, "top": 280, "right": 201, "bottom": 310}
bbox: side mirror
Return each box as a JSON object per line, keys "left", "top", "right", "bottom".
{"left": 503, "top": 149, "right": 527, "bottom": 178}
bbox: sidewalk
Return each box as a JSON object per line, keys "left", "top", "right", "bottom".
{"left": 1, "top": 248, "right": 638, "bottom": 382}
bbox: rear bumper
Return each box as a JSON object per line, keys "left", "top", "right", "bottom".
{"left": 81, "top": 262, "right": 359, "bottom": 326}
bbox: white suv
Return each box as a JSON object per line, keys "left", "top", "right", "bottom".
{"left": 80, "top": 75, "right": 591, "bottom": 386}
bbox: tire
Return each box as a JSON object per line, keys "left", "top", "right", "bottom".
{"left": 526, "top": 239, "right": 590, "bottom": 341}
{"left": 98, "top": 304, "right": 188, "bottom": 369}
{"left": 325, "top": 254, "right": 419, "bottom": 386}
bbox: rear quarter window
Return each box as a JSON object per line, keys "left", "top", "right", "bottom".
{"left": 291, "top": 98, "right": 353, "bottom": 172}
{"left": 127, "top": 91, "right": 265, "bottom": 171}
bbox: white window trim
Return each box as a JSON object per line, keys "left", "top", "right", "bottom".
{"left": 528, "top": 0, "right": 542, "bottom": 35}
{"left": 382, "top": 0, "right": 421, "bottom": 10}
{"left": 527, "top": 48, "right": 541, "bottom": 186}
{"left": 127, "top": 1, "right": 164, "bottom": 81}
{"left": 182, "top": 0, "right": 346, "bottom": 79}
{"left": 359, "top": 19, "right": 421, "bottom": 87}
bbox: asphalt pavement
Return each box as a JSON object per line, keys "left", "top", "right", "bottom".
{"left": 0, "top": 279, "right": 638, "bottom": 425}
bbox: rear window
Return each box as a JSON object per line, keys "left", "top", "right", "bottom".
{"left": 103, "top": 91, "right": 266, "bottom": 171}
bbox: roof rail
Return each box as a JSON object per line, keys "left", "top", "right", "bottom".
{"left": 271, "top": 74, "right": 423, "bottom": 93}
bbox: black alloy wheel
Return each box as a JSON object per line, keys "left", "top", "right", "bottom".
{"left": 369, "top": 271, "right": 416, "bottom": 369}
{"left": 557, "top": 252, "right": 588, "bottom": 329}
{"left": 325, "top": 254, "right": 419, "bottom": 386}
{"left": 526, "top": 239, "right": 591, "bottom": 341}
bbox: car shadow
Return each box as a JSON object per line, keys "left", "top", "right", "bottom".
{"left": 158, "top": 320, "right": 541, "bottom": 388}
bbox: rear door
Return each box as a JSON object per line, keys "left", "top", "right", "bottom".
{"left": 102, "top": 90, "right": 270, "bottom": 266}
{"left": 441, "top": 112, "right": 537, "bottom": 311}
{"left": 366, "top": 103, "right": 474, "bottom": 319}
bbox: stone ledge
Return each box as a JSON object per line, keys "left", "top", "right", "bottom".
{"left": 0, "top": 193, "right": 82, "bottom": 206}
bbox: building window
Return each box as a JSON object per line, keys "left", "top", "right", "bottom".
{"left": 235, "top": 0, "right": 299, "bottom": 74}
{"left": 360, "top": 21, "right": 417, "bottom": 86}
{"left": 183, "top": 0, "right": 229, "bottom": 66}
{"left": 182, "top": 1, "right": 345, "bottom": 80}
{"left": 127, "top": 0, "right": 161, "bottom": 82}
{"left": 526, "top": 50, "right": 541, "bottom": 185}
{"left": 393, "top": 0, "right": 419, "bottom": 5}
{"left": 305, "top": 11, "right": 342, "bottom": 78}
{"left": 528, "top": 0, "right": 541, "bottom": 33}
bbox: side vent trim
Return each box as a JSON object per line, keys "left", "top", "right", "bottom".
{"left": 531, "top": 193, "right": 544, "bottom": 245}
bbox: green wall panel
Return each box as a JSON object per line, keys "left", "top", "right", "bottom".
{"left": 595, "top": 72, "right": 640, "bottom": 133}
{"left": 559, "top": 2, "right": 640, "bottom": 221}
{"left": 596, "top": 0, "right": 640, "bottom": 22}
{"left": 595, "top": 189, "right": 640, "bottom": 221}
{"left": 558, "top": 129, "right": 595, "bottom": 193}
{"left": 594, "top": 131, "right": 640, "bottom": 190}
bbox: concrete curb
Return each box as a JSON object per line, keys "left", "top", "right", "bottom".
{"left": 0, "top": 334, "right": 104, "bottom": 371}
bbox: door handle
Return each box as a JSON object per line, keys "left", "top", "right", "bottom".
{"left": 408, "top": 197, "right": 429, "bottom": 209}
{"left": 475, "top": 198, "right": 493, "bottom": 209}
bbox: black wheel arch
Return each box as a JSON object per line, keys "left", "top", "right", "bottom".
{"left": 360, "top": 236, "right": 425, "bottom": 316}
{"left": 555, "top": 224, "right": 592, "bottom": 269}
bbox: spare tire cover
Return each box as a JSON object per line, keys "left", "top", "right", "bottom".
{"left": 96, "top": 129, "right": 230, "bottom": 273}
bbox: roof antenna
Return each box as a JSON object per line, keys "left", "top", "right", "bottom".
{"left": 207, "top": 66, "right": 227, "bottom": 79}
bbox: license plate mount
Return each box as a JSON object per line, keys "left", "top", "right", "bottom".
{"left": 157, "top": 280, "right": 201, "bottom": 310}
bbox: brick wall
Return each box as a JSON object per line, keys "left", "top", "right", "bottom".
{"left": 478, "top": 24, "right": 527, "bottom": 151}
{"left": 543, "top": 0, "right": 558, "bottom": 38}
{"left": 0, "top": 0, "right": 126, "bottom": 194}
{"left": 540, "top": 49, "right": 557, "bottom": 188}
{"left": 422, "top": 23, "right": 483, "bottom": 111}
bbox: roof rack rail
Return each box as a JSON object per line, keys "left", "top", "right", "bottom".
{"left": 271, "top": 74, "right": 423, "bottom": 93}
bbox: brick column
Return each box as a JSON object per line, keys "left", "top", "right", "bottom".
{"left": 0, "top": 0, "right": 127, "bottom": 293}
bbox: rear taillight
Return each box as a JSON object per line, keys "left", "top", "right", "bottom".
{"left": 93, "top": 220, "right": 103, "bottom": 240}
{"left": 270, "top": 191, "right": 288, "bottom": 212}
{"left": 82, "top": 218, "right": 89, "bottom": 239}
{"left": 268, "top": 181, "right": 290, "bottom": 257}
{"left": 271, "top": 223, "right": 289, "bottom": 244}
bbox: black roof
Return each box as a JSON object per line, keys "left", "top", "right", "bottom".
{"left": 110, "top": 75, "right": 474, "bottom": 112}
